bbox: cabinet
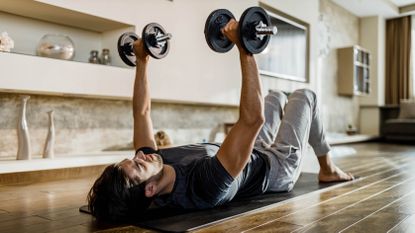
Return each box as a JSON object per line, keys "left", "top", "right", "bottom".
{"left": 337, "top": 46, "right": 370, "bottom": 96}
{"left": 0, "top": 0, "right": 136, "bottom": 99}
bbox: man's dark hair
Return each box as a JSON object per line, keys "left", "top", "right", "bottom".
{"left": 87, "top": 164, "right": 153, "bottom": 222}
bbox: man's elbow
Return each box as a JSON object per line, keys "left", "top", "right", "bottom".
{"left": 240, "top": 115, "right": 265, "bottom": 128}
{"left": 133, "top": 107, "right": 150, "bottom": 118}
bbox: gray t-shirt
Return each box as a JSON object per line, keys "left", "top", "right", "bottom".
{"left": 153, "top": 143, "right": 270, "bottom": 209}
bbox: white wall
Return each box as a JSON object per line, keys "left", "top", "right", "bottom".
{"left": 319, "top": 0, "right": 360, "bottom": 133}
{"left": 359, "top": 16, "right": 386, "bottom": 106}
{"left": 37, "top": 0, "right": 319, "bottom": 105}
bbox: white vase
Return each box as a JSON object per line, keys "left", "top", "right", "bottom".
{"left": 43, "top": 110, "right": 55, "bottom": 159}
{"left": 17, "top": 95, "right": 31, "bottom": 160}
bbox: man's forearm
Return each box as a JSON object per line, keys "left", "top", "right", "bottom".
{"left": 238, "top": 50, "right": 264, "bottom": 126}
{"left": 133, "top": 58, "right": 156, "bottom": 149}
{"left": 133, "top": 59, "right": 150, "bottom": 117}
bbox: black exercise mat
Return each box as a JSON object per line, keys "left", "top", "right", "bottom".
{"left": 80, "top": 173, "right": 350, "bottom": 232}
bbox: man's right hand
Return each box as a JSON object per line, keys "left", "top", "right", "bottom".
{"left": 133, "top": 39, "right": 149, "bottom": 62}
{"left": 221, "top": 19, "right": 244, "bottom": 52}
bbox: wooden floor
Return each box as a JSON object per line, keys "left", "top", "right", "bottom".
{"left": 1, "top": 142, "right": 415, "bottom": 233}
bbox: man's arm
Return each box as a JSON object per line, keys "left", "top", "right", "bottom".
{"left": 216, "top": 20, "right": 265, "bottom": 178}
{"left": 132, "top": 39, "right": 157, "bottom": 151}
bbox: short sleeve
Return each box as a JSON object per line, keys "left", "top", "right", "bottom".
{"left": 136, "top": 147, "right": 160, "bottom": 155}
{"left": 189, "top": 156, "right": 235, "bottom": 207}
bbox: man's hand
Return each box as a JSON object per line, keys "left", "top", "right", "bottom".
{"left": 133, "top": 39, "right": 149, "bottom": 62}
{"left": 221, "top": 19, "right": 243, "bottom": 51}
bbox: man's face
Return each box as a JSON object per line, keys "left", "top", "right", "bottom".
{"left": 118, "top": 151, "right": 163, "bottom": 186}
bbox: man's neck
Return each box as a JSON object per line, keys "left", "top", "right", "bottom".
{"left": 156, "top": 164, "right": 176, "bottom": 195}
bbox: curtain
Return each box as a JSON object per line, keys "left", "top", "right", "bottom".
{"left": 385, "top": 16, "right": 412, "bottom": 105}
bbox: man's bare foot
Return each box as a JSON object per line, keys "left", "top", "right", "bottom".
{"left": 318, "top": 165, "right": 354, "bottom": 183}
{"left": 317, "top": 154, "right": 354, "bottom": 183}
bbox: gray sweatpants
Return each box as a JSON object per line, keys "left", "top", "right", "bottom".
{"left": 254, "top": 89, "right": 331, "bottom": 192}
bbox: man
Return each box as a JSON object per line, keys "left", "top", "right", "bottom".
{"left": 88, "top": 19, "right": 354, "bottom": 222}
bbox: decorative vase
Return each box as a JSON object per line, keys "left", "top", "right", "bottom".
{"left": 0, "top": 31, "right": 14, "bottom": 52}
{"left": 43, "top": 110, "right": 55, "bottom": 159}
{"left": 17, "top": 95, "right": 31, "bottom": 160}
{"left": 36, "top": 34, "right": 75, "bottom": 60}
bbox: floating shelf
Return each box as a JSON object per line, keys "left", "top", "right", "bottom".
{"left": 0, "top": 51, "right": 134, "bottom": 99}
{"left": 0, "top": 151, "right": 134, "bottom": 174}
{"left": 0, "top": 0, "right": 132, "bottom": 32}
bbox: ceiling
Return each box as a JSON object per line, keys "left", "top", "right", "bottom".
{"left": 332, "top": 0, "right": 415, "bottom": 18}
{"left": 390, "top": 0, "right": 415, "bottom": 6}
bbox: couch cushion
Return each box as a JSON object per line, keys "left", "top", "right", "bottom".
{"left": 384, "top": 118, "right": 415, "bottom": 135}
{"left": 399, "top": 99, "right": 415, "bottom": 119}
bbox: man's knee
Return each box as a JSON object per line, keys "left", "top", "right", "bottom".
{"left": 266, "top": 89, "right": 288, "bottom": 106}
{"left": 291, "top": 88, "right": 316, "bottom": 104}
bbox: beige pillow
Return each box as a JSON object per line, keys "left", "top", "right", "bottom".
{"left": 399, "top": 99, "right": 415, "bottom": 119}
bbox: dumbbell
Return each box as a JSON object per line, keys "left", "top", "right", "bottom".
{"left": 117, "top": 23, "right": 172, "bottom": 66}
{"left": 204, "top": 7, "right": 277, "bottom": 54}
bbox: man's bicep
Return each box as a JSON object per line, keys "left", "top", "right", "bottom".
{"left": 216, "top": 121, "right": 259, "bottom": 177}
{"left": 133, "top": 114, "right": 157, "bottom": 151}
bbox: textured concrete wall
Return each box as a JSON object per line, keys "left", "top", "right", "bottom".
{"left": 319, "top": 0, "right": 360, "bottom": 133}
{"left": 0, "top": 93, "right": 237, "bottom": 159}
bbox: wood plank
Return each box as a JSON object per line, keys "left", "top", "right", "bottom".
{"left": 334, "top": 155, "right": 403, "bottom": 170}
{"left": 286, "top": 177, "right": 415, "bottom": 232}
{"left": 353, "top": 157, "right": 414, "bottom": 178}
{"left": 0, "top": 216, "right": 50, "bottom": 232}
{"left": 35, "top": 207, "right": 84, "bottom": 221}
{"left": 245, "top": 221, "right": 302, "bottom": 233}
{"left": 49, "top": 225, "right": 90, "bottom": 233}
{"left": 81, "top": 219, "right": 133, "bottom": 232}
{"left": 2, "top": 214, "right": 93, "bottom": 233}
{"left": 384, "top": 190, "right": 415, "bottom": 215}
{"left": 388, "top": 214, "right": 415, "bottom": 233}
{"left": 340, "top": 193, "right": 415, "bottom": 232}
{"left": 195, "top": 162, "right": 412, "bottom": 233}
{"left": 245, "top": 173, "right": 415, "bottom": 232}
{"left": 94, "top": 225, "right": 157, "bottom": 233}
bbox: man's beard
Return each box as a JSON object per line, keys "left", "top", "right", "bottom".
{"left": 148, "top": 154, "right": 164, "bottom": 182}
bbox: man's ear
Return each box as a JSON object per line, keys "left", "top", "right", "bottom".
{"left": 144, "top": 181, "right": 157, "bottom": 197}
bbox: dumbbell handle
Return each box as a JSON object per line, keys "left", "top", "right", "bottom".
{"left": 156, "top": 33, "right": 173, "bottom": 42}
{"left": 256, "top": 25, "right": 278, "bottom": 35}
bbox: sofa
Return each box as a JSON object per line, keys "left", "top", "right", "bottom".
{"left": 380, "top": 100, "right": 415, "bottom": 141}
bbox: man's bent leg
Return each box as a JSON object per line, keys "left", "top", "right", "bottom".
{"left": 266, "top": 89, "right": 329, "bottom": 191}
{"left": 255, "top": 90, "right": 288, "bottom": 147}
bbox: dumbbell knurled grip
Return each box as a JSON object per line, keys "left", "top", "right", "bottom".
{"left": 156, "top": 33, "right": 173, "bottom": 42}
{"left": 256, "top": 25, "right": 278, "bottom": 35}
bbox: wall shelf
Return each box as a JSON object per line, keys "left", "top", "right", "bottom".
{"left": 0, "top": 0, "right": 138, "bottom": 100}
{"left": 0, "top": 0, "right": 132, "bottom": 32}
{"left": 0, "top": 0, "right": 135, "bottom": 67}
{"left": 0, "top": 151, "right": 133, "bottom": 174}
{"left": 0, "top": 51, "right": 134, "bottom": 99}
{"left": 338, "top": 46, "right": 371, "bottom": 96}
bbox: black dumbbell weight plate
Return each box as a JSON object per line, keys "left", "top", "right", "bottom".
{"left": 239, "top": 7, "right": 271, "bottom": 54}
{"left": 204, "top": 9, "right": 235, "bottom": 53}
{"left": 117, "top": 32, "right": 139, "bottom": 66}
{"left": 142, "top": 23, "right": 170, "bottom": 59}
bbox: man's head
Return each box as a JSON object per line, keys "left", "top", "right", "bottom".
{"left": 87, "top": 151, "right": 164, "bottom": 222}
